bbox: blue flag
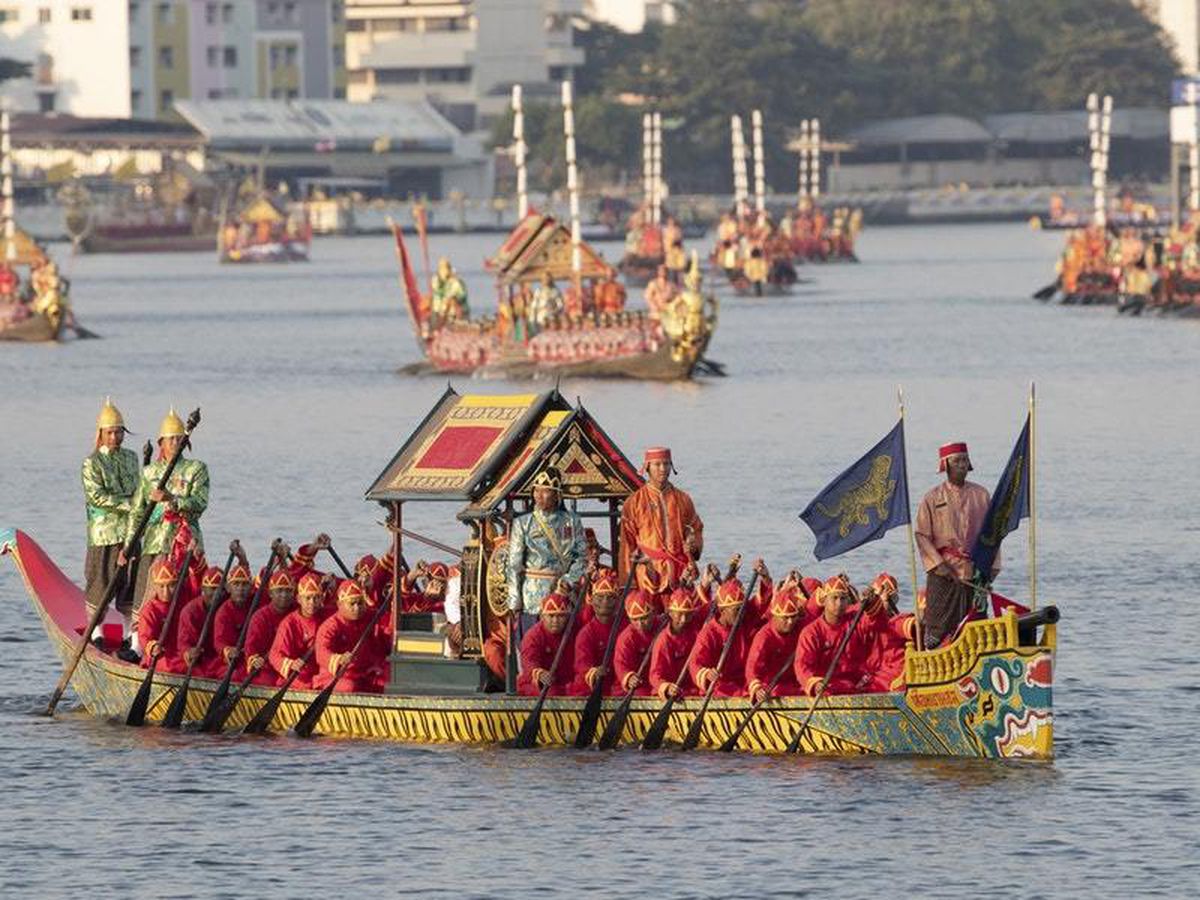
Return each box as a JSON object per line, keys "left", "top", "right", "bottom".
{"left": 971, "top": 414, "right": 1031, "bottom": 578}
{"left": 800, "top": 421, "right": 910, "bottom": 560}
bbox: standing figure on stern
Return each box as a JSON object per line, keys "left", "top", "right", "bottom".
{"left": 915, "top": 442, "right": 994, "bottom": 649}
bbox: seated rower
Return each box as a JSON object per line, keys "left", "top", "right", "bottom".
{"left": 211, "top": 559, "right": 253, "bottom": 678}
{"left": 314, "top": 580, "right": 388, "bottom": 693}
{"left": 744, "top": 579, "right": 805, "bottom": 704}
{"left": 268, "top": 572, "right": 326, "bottom": 690}
{"left": 137, "top": 558, "right": 189, "bottom": 673}
{"left": 861, "top": 572, "right": 916, "bottom": 693}
{"left": 793, "top": 578, "right": 876, "bottom": 697}
{"left": 399, "top": 560, "right": 450, "bottom": 614}
{"left": 571, "top": 568, "right": 621, "bottom": 695}
{"left": 176, "top": 563, "right": 227, "bottom": 677}
{"left": 649, "top": 575, "right": 708, "bottom": 700}
{"left": 516, "top": 591, "right": 575, "bottom": 697}
{"left": 690, "top": 575, "right": 754, "bottom": 697}
{"left": 243, "top": 569, "right": 298, "bottom": 685}
{"left": 612, "top": 589, "right": 657, "bottom": 697}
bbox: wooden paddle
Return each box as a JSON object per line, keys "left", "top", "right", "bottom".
{"left": 161, "top": 543, "right": 239, "bottom": 729}
{"left": 1032, "top": 278, "right": 1060, "bottom": 301}
{"left": 573, "top": 556, "right": 643, "bottom": 749}
{"left": 293, "top": 593, "right": 393, "bottom": 738}
{"left": 641, "top": 556, "right": 739, "bottom": 751}
{"left": 718, "top": 571, "right": 814, "bottom": 753}
{"left": 240, "top": 645, "right": 316, "bottom": 736}
{"left": 45, "top": 408, "right": 201, "bottom": 716}
{"left": 786, "top": 583, "right": 868, "bottom": 754}
{"left": 197, "top": 539, "right": 282, "bottom": 732}
{"left": 679, "top": 569, "right": 759, "bottom": 751}
{"left": 511, "top": 582, "right": 584, "bottom": 750}
{"left": 125, "top": 548, "right": 194, "bottom": 726}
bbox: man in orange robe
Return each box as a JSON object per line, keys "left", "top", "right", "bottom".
{"left": 619, "top": 446, "right": 703, "bottom": 608}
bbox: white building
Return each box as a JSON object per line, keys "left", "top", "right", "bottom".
{"left": 584, "top": 0, "right": 674, "bottom": 32}
{"left": 0, "top": 0, "right": 345, "bottom": 120}
{"left": 1140, "top": 0, "right": 1199, "bottom": 74}
{"left": 345, "top": 0, "right": 585, "bottom": 131}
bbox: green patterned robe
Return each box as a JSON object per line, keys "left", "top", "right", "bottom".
{"left": 125, "top": 456, "right": 210, "bottom": 555}
{"left": 81, "top": 446, "right": 140, "bottom": 547}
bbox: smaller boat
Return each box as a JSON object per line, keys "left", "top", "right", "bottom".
{"left": 394, "top": 213, "right": 720, "bottom": 381}
{"left": 218, "top": 193, "right": 311, "bottom": 264}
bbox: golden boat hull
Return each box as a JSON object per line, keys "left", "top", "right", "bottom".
{"left": 4, "top": 528, "right": 1056, "bottom": 758}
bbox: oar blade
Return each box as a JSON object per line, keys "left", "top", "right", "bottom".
{"left": 125, "top": 668, "right": 157, "bottom": 727}
{"left": 597, "top": 695, "right": 633, "bottom": 750}
{"left": 573, "top": 683, "right": 604, "bottom": 749}
{"left": 512, "top": 699, "right": 544, "bottom": 750}
{"left": 680, "top": 709, "right": 705, "bottom": 752}
{"left": 718, "top": 724, "right": 743, "bottom": 753}
{"left": 242, "top": 693, "right": 284, "bottom": 736}
{"left": 293, "top": 686, "right": 334, "bottom": 738}
{"left": 641, "top": 698, "right": 675, "bottom": 751}
{"left": 160, "top": 680, "right": 190, "bottom": 729}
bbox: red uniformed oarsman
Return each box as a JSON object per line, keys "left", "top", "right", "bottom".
{"left": 690, "top": 577, "right": 753, "bottom": 697}
{"left": 268, "top": 572, "right": 325, "bottom": 690}
{"left": 619, "top": 446, "right": 704, "bottom": 606}
{"left": 137, "top": 558, "right": 187, "bottom": 674}
{"left": 516, "top": 591, "right": 574, "bottom": 697}
{"left": 314, "top": 580, "right": 388, "bottom": 693}
{"left": 793, "top": 578, "right": 875, "bottom": 697}
{"left": 176, "top": 564, "right": 224, "bottom": 677}
{"left": 744, "top": 581, "right": 805, "bottom": 704}
{"left": 242, "top": 569, "right": 297, "bottom": 685}
{"left": 211, "top": 560, "right": 253, "bottom": 677}
{"left": 649, "top": 583, "right": 703, "bottom": 699}
{"left": 571, "top": 567, "right": 620, "bottom": 695}
{"left": 861, "top": 572, "right": 917, "bottom": 692}
{"left": 400, "top": 559, "right": 450, "bottom": 614}
{"left": 612, "top": 589, "right": 656, "bottom": 696}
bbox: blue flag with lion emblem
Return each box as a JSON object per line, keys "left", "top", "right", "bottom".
{"left": 970, "top": 414, "right": 1031, "bottom": 579}
{"left": 800, "top": 421, "right": 910, "bottom": 560}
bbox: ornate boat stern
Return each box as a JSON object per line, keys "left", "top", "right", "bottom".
{"left": 903, "top": 608, "right": 1056, "bottom": 760}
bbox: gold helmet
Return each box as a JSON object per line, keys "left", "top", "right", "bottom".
{"left": 95, "top": 396, "right": 128, "bottom": 433}
{"left": 158, "top": 406, "right": 186, "bottom": 439}
{"left": 684, "top": 250, "right": 702, "bottom": 292}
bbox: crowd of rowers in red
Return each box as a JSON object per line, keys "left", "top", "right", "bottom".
{"left": 514, "top": 561, "right": 912, "bottom": 702}
{"left": 134, "top": 518, "right": 444, "bottom": 694}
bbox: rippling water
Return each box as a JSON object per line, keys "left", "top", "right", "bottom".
{"left": 2, "top": 225, "right": 1197, "bottom": 897}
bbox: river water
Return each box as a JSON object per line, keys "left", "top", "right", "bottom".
{"left": 1, "top": 224, "right": 1197, "bottom": 898}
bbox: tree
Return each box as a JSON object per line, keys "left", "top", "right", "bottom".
{"left": 0, "top": 57, "right": 32, "bottom": 84}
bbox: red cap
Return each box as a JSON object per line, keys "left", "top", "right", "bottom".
{"left": 625, "top": 589, "right": 654, "bottom": 620}
{"left": 426, "top": 561, "right": 449, "bottom": 582}
{"left": 938, "top": 442, "right": 971, "bottom": 472}
{"left": 590, "top": 567, "right": 619, "bottom": 596}
{"left": 337, "top": 580, "right": 365, "bottom": 604}
{"left": 355, "top": 554, "right": 377, "bottom": 576}
{"left": 667, "top": 586, "right": 699, "bottom": 613}
{"left": 541, "top": 592, "right": 569, "bottom": 615}
{"left": 641, "top": 446, "right": 676, "bottom": 474}
{"left": 716, "top": 578, "right": 746, "bottom": 608}
{"left": 201, "top": 566, "right": 223, "bottom": 589}
{"left": 770, "top": 586, "right": 802, "bottom": 617}
{"left": 150, "top": 558, "right": 178, "bottom": 585}
{"left": 268, "top": 569, "right": 296, "bottom": 591}
{"left": 297, "top": 572, "right": 324, "bottom": 597}
{"left": 227, "top": 563, "right": 252, "bottom": 585}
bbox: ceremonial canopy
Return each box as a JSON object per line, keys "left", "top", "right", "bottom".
{"left": 365, "top": 387, "right": 642, "bottom": 514}
{"left": 485, "top": 213, "right": 610, "bottom": 285}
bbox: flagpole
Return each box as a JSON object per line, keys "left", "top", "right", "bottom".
{"left": 898, "top": 386, "right": 922, "bottom": 648}
{"left": 1028, "top": 381, "right": 1038, "bottom": 610}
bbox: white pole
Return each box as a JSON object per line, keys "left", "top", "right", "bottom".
{"left": 1188, "top": 85, "right": 1200, "bottom": 214}
{"left": 512, "top": 85, "right": 528, "bottom": 220}
{"left": 1097, "top": 95, "right": 1112, "bottom": 227}
{"left": 1087, "top": 93, "right": 1101, "bottom": 226}
{"left": 1, "top": 103, "right": 15, "bottom": 263}
{"left": 798, "top": 119, "right": 810, "bottom": 200}
{"left": 752, "top": 108, "right": 765, "bottom": 215}
{"left": 562, "top": 80, "right": 581, "bottom": 281}
{"left": 732, "top": 115, "right": 748, "bottom": 218}
{"left": 642, "top": 112, "right": 653, "bottom": 220}
{"left": 811, "top": 119, "right": 821, "bottom": 199}
{"left": 652, "top": 111, "right": 663, "bottom": 225}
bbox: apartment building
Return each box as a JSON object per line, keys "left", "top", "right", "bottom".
{"left": 345, "top": 0, "right": 585, "bottom": 131}
{"left": 0, "top": 0, "right": 347, "bottom": 120}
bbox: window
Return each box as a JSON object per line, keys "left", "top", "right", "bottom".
{"left": 345, "top": 19, "right": 364, "bottom": 32}
{"left": 129, "top": 2, "right": 139, "bottom": 23}
{"left": 283, "top": 45, "right": 297, "bottom": 67}
{"left": 205, "top": 3, "right": 216, "bottom": 25}
{"left": 70, "top": 6, "right": 93, "bottom": 21}
{"left": 377, "top": 68, "right": 419, "bottom": 85}
{"left": 160, "top": 88, "right": 174, "bottom": 112}
{"left": 427, "top": 66, "right": 470, "bottom": 83}
{"left": 286, "top": 88, "right": 298, "bottom": 100}
{"left": 221, "top": 3, "right": 233, "bottom": 24}
{"left": 131, "top": 89, "right": 142, "bottom": 111}
{"left": 331, "top": 1, "right": 342, "bottom": 24}
{"left": 159, "top": 46, "right": 173, "bottom": 68}
{"left": 223, "top": 45, "right": 237, "bottom": 67}
{"left": 38, "top": 92, "right": 56, "bottom": 112}
{"left": 283, "top": 1, "right": 295, "bottom": 23}
{"left": 39, "top": 7, "right": 51, "bottom": 23}
{"left": 206, "top": 45, "right": 218, "bottom": 66}
{"left": 156, "top": 2, "right": 171, "bottom": 25}
{"left": 207, "top": 88, "right": 223, "bottom": 99}
{"left": 0, "top": 8, "right": 19, "bottom": 22}
{"left": 332, "top": 45, "right": 344, "bottom": 66}
{"left": 130, "top": 46, "right": 143, "bottom": 67}
{"left": 333, "top": 87, "right": 345, "bottom": 99}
